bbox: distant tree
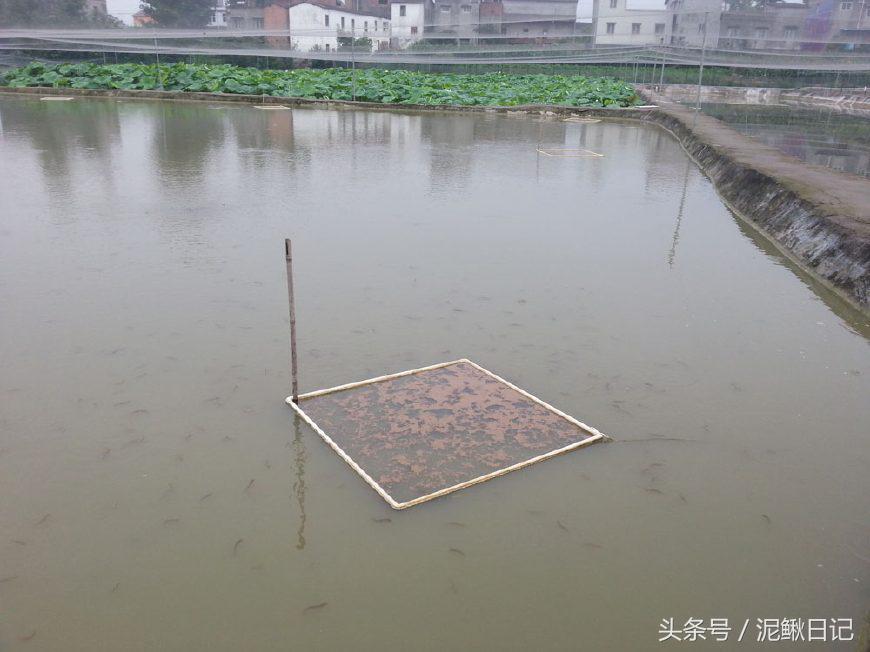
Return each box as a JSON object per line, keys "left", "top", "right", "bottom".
{"left": 139, "top": 0, "right": 213, "bottom": 27}
{"left": 0, "top": 0, "right": 90, "bottom": 26}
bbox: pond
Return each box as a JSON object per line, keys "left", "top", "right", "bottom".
{"left": 700, "top": 101, "right": 870, "bottom": 177}
{"left": 0, "top": 96, "right": 867, "bottom": 650}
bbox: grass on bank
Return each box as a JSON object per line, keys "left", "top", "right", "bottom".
{"left": 0, "top": 61, "right": 639, "bottom": 107}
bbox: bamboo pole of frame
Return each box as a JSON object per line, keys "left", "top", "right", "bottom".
{"left": 286, "top": 359, "right": 611, "bottom": 509}
{"left": 285, "top": 239, "right": 299, "bottom": 404}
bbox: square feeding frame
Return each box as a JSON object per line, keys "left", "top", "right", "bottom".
{"left": 286, "top": 359, "right": 608, "bottom": 509}
{"left": 536, "top": 147, "right": 604, "bottom": 158}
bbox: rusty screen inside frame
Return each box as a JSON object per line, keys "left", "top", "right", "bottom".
{"left": 290, "top": 360, "right": 604, "bottom": 508}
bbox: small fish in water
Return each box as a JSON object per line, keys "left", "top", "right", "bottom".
{"left": 245, "top": 479, "right": 255, "bottom": 492}
{"left": 199, "top": 493, "right": 213, "bottom": 502}
{"left": 35, "top": 514, "right": 50, "bottom": 526}
{"left": 19, "top": 630, "right": 37, "bottom": 642}
{"left": 0, "top": 575, "right": 19, "bottom": 583}
{"left": 161, "top": 483, "right": 175, "bottom": 499}
{"left": 163, "top": 518, "right": 180, "bottom": 525}
{"left": 446, "top": 522, "right": 466, "bottom": 528}
{"left": 761, "top": 514, "right": 771, "bottom": 524}
{"left": 264, "top": 460, "right": 271, "bottom": 469}
{"left": 101, "top": 448, "right": 112, "bottom": 460}
{"left": 645, "top": 488, "right": 664, "bottom": 495}
{"left": 12, "top": 540, "right": 27, "bottom": 546}
{"left": 556, "top": 520, "right": 569, "bottom": 533}
{"left": 111, "top": 582, "right": 120, "bottom": 593}
{"left": 130, "top": 409, "right": 149, "bottom": 416}
{"left": 372, "top": 517, "right": 391, "bottom": 524}
{"left": 233, "top": 538, "right": 244, "bottom": 556}
{"left": 303, "top": 602, "right": 328, "bottom": 613}
{"left": 581, "top": 542, "right": 603, "bottom": 550}
{"left": 678, "top": 493, "right": 688, "bottom": 503}
{"left": 448, "top": 580, "right": 458, "bottom": 594}
{"left": 448, "top": 547, "right": 465, "bottom": 557}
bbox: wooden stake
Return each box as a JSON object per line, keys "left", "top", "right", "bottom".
{"left": 285, "top": 239, "right": 299, "bottom": 404}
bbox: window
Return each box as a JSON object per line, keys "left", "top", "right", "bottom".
{"left": 364, "top": 20, "right": 368, "bottom": 31}
{"left": 378, "top": 0, "right": 387, "bottom": 4}
{"left": 609, "top": 0, "right": 617, "bottom": 7}
{"left": 252, "top": 16, "right": 263, "bottom": 28}
{"left": 341, "top": 15, "right": 345, "bottom": 28}
{"left": 840, "top": 1, "right": 852, "bottom": 9}
{"left": 399, "top": 4, "right": 406, "bottom": 15}
{"left": 384, "top": 21, "right": 389, "bottom": 30}
{"left": 784, "top": 26, "right": 797, "bottom": 38}
{"left": 230, "top": 16, "right": 244, "bottom": 28}
{"left": 631, "top": 22, "right": 641, "bottom": 34}
{"left": 726, "top": 26, "right": 738, "bottom": 37}
{"left": 324, "top": 13, "right": 329, "bottom": 25}
{"left": 754, "top": 26, "right": 768, "bottom": 38}
{"left": 351, "top": 18, "right": 355, "bottom": 29}
{"left": 411, "top": 25, "right": 418, "bottom": 33}
{"left": 606, "top": 22, "right": 615, "bottom": 34}
{"left": 374, "top": 21, "right": 378, "bottom": 30}
{"left": 654, "top": 22, "right": 664, "bottom": 34}
{"left": 461, "top": 4, "right": 472, "bottom": 11}
{"left": 325, "top": 43, "right": 330, "bottom": 51}
{"left": 440, "top": 4, "right": 451, "bottom": 12}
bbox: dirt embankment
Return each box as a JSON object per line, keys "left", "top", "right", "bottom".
{"left": 637, "top": 87, "right": 869, "bottom": 313}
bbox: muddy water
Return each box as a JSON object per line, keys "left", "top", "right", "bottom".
{"left": 0, "top": 96, "right": 867, "bottom": 651}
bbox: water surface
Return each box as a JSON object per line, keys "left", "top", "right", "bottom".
{"left": 1, "top": 96, "right": 868, "bottom": 651}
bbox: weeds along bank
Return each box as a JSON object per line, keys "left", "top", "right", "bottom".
{"left": 0, "top": 62, "right": 638, "bottom": 108}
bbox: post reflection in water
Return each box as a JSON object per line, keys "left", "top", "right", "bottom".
{"left": 291, "top": 415, "right": 307, "bottom": 551}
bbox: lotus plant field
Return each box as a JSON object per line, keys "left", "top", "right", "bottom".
{"left": 0, "top": 62, "right": 639, "bottom": 107}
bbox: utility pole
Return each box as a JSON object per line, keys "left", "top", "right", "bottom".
{"left": 695, "top": 11, "right": 708, "bottom": 110}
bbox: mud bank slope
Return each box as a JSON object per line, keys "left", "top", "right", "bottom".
{"left": 638, "top": 88, "right": 869, "bottom": 313}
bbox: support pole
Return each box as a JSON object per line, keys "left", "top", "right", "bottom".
{"left": 285, "top": 239, "right": 299, "bottom": 404}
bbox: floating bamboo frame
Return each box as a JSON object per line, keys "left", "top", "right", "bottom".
{"left": 40, "top": 97, "right": 74, "bottom": 101}
{"left": 286, "top": 359, "right": 608, "bottom": 510}
{"left": 536, "top": 147, "right": 604, "bottom": 158}
{"left": 254, "top": 105, "right": 291, "bottom": 110}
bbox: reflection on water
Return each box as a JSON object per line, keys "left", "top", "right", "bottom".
{"left": 0, "top": 96, "right": 868, "bottom": 651}
{"left": 700, "top": 102, "right": 870, "bottom": 177}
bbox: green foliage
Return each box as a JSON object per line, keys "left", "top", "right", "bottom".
{"left": 140, "top": 0, "right": 213, "bottom": 28}
{"left": 0, "top": 0, "right": 104, "bottom": 26}
{"left": 0, "top": 62, "right": 639, "bottom": 107}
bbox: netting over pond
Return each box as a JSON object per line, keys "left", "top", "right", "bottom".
{"left": 287, "top": 359, "right": 607, "bottom": 509}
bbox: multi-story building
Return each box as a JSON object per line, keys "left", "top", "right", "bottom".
{"left": 289, "top": 1, "right": 391, "bottom": 50}
{"left": 390, "top": 0, "right": 431, "bottom": 46}
{"left": 208, "top": 0, "right": 229, "bottom": 27}
{"left": 592, "top": 0, "right": 667, "bottom": 44}
{"left": 502, "top": 0, "right": 578, "bottom": 39}
{"left": 718, "top": 2, "right": 809, "bottom": 50}
{"left": 664, "top": 0, "right": 721, "bottom": 47}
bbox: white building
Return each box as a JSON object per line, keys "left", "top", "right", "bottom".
{"left": 289, "top": 2, "right": 391, "bottom": 51}
{"left": 390, "top": 0, "right": 428, "bottom": 47}
{"left": 592, "top": 0, "right": 668, "bottom": 44}
{"left": 208, "top": 0, "right": 228, "bottom": 27}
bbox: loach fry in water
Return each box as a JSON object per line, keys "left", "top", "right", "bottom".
{"left": 303, "top": 602, "right": 328, "bottom": 613}
{"left": 245, "top": 479, "right": 255, "bottom": 491}
{"left": 448, "top": 547, "right": 465, "bottom": 557}
{"left": 35, "top": 514, "right": 50, "bottom": 526}
{"left": 557, "top": 520, "right": 569, "bottom": 532}
{"left": 0, "top": 575, "right": 19, "bottom": 583}
{"left": 233, "top": 538, "right": 244, "bottom": 555}
{"left": 19, "top": 630, "right": 37, "bottom": 642}
{"left": 199, "top": 493, "right": 213, "bottom": 501}
{"left": 372, "top": 517, "right": 391, "bottom": 523}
